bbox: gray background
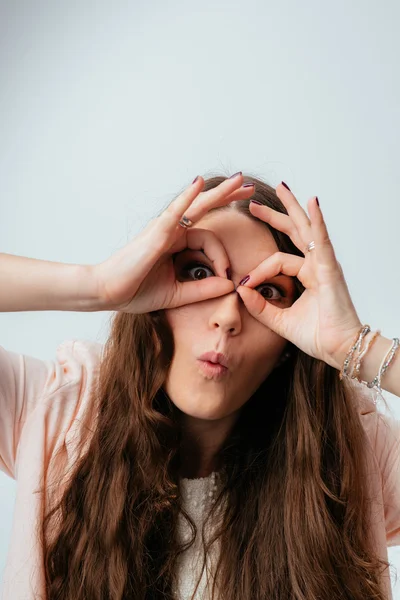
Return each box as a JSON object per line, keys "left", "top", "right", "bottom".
{"left": 1, "top": 0, "right": 399, "bottom": 595}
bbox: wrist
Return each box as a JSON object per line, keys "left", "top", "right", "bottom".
{"left": 330, "top": 327, "right": 400, "bottom": 397}
{"left": 49, "top": 264, "right": 106, "bottom": 312}
{"left": 328, "top": 324, "right": 364, "bottom": 372}
{"left": 351, "top": 332, "right": 394, "bottom": 384}
{"left": 79, "top": 264, "right": 111, "bottom": 312}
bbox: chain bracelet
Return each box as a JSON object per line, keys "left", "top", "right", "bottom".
{"left": 339, "top": 324, "right": 370, "bottom": 381}
{"left": 339, "top": 324, "right": 399, "bottom": 406}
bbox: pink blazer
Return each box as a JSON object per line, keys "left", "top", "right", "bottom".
{"left": 1, "top": 340, "right": 399, "bottom": 599}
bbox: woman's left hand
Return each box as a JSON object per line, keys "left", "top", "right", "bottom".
{"left": 236, "top": 183, "right": 363, "bottom": 370}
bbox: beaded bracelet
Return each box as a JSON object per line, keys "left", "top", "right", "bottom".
{"left": 350, "top": 329, "right": 381, "bottom": 381}
{"left": 365, "top": 337, "right": 399, "bottom": 393}
{"left": 339, "top": 323, "right": 400, "bottom": 403}
{"left": 339, "top": 325, "right": 371, "bottom": 381}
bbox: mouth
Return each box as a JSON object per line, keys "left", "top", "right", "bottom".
{"left": 197, "top": 359, "right": 229, "bottom": 379}
{"left": 198, "top": 351, "right": 230, "bottom": 369}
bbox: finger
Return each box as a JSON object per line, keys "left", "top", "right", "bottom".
{"left": 239, "top": 251, "right": 304, "bottom": 288}
{"left": 308, "top": 196, "right": 340, "bottom": 277}
{"left": 275, "top": 183, "right": 313, "bottom": 251}
{"left": 189, "top": 182, "right": 255, "bottom": 217}
{"left": 162, "top": 173, "right": 246, "bottom": 233}
{"left": 236, "top": 285, "right": 287, "bottom": 338}
{"left": 172, "top": 276, "right": 235, "bottom": 308}
{"left": 170, "top": 227, "right": 233, "bottom": 279}
{"left": 248, "top": 203, "right": 306, "bottom": 255}
{"left": 183, "top": 176, "right": 256, "bottom": 223}
{"left": 161, "top": 174, "right": 206, "bottom": 233}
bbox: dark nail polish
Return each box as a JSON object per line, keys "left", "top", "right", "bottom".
{"left": 239, "top": 275, "right": 250, "bottom": 286}
{"left": 192, "top": 175, "right": 199, "bottom": 184}
{"left": 281, "top": 181, "right": 291, "bottom": 191}
{"left": 226, "top": 267, "right": 231, "bottom": 279}
{"left": 250, "top": 199, "right": 262, "bottom": 205}
{"left": 242, "top": 183, "right": 255, "bottom": 188}
{"left": 316, "top": 196, "right": 319, "bottom": 207}
{"left": 229, "top": 171, "right": 242, "bottom": 179}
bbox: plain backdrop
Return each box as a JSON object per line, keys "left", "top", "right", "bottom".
{"left": 1, "top": 0, "right": 399, "bottom": 595}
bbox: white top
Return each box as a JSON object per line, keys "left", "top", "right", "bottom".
{"left": 173, "top": 471, "right": 225, "bottom": 600}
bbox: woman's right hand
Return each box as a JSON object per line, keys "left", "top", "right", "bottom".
{"left": 92, "top": 173, "right": 255, "bottom": 314}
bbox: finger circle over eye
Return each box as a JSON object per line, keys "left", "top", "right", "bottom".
{"left": 171, "top": 227, "right": 231, "bottom": 280}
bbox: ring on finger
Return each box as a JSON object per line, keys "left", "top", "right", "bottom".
{"left": 179, "top": 214, "right": 194, "bottom": 228}
{"left": 306, "top": 240, "right": 315, "bottom": 252}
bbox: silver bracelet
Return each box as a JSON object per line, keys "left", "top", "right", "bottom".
{"left": 339, "top": 326, "right": 399, "bottom": 405}
{"left": 365, "top": 337, "right": 399, "bottom": 393}
{"left": 339, "top": 325, "right": 371, "bottom": 381}
{"left": 351, "top": 330, "right": 381, "bottom": 381}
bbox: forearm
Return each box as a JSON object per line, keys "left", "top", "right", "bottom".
{"left": 332, "top": 332, "right": 400, "bottom": 397}
{"left": 0, "top": 253, "right": 103, "bottom": 312}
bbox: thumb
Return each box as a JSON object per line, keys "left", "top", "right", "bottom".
{"left": 236, "top": 285, "right": 283, "bottom": 334}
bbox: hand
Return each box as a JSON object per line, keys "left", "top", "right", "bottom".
{"left": 236, "top": 183, "right": 363, "bottom": 370}
{"left": 92, "top": 174, "right": 254, "bottom": 314}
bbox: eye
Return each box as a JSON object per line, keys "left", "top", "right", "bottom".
{"left": 256, "top": 283, "right": 286, "bottom": 301}
{"left": 180, "top": 261, "right": 214, "bottom": 281}
{"left": 180, "top": 261, "right": 286, "bottom": 301}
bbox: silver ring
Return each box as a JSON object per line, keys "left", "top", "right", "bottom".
{"left": 306, "top": 240, "right": 316, "bottom": 252}
{"left": 178, "top": 214, "right": 194, "bottom": 229}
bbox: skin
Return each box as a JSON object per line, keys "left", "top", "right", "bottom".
{"left": 163, "top": 209, "right": 297, "bottom": 479}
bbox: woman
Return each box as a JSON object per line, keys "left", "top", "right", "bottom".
{"left": 0, "top": 172, "right": 399, "bottom": 600}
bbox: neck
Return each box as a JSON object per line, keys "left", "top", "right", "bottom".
{"left": 177, "top": 410, "right": 240, "bottom": 479}
{"left": 179, "top": 451, "right": 219, "bottom": 479}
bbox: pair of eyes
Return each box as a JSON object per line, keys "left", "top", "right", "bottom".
{"left": 179, "top": 260, "right": 287, "bottom": 302}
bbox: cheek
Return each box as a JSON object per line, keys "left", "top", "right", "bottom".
{"left": 164, "top": 306, "right": 203, "bottom": 345}
{"left": 246, "top": 337, "right": 288, "bottom": 385}
{"left": 250, "top": 320, "right": 288, "bottom": 359}
{"left": 165, "top": 305, "right": 196, "bottom": 328}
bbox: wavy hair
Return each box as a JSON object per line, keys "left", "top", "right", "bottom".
{"left": 40, "top": 173, "right": 390, "bottom": 599}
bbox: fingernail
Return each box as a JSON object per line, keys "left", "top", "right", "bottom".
{"left": 250, "top": 199, "right": 262, "bottom": 205}
{"left": 226, "top": 267, "right": 231, "bottom": 279}
{"left": 242, "top": 183, "right": 255, "bottom": 188}
{"left": 239, "top": 275, "right": 250, "bottom": 286}
{"left": 229, "top": 171, "right": 242, "bottom": 179}
{"left": 316, "top": 196, "right": 320, "bottom": 207}
{"left": 281, "top": 181, "right": 291, "bottom": 191}
{"left": 192, "top": 175, "right": 200, "bottom": 184}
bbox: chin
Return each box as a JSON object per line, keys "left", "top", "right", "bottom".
{"left": 174, "top": 399, "right": 229, "bottom": 421}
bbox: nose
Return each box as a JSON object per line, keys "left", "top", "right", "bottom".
{"left": 208, "top": 289, "right": 243, "bottom": 335}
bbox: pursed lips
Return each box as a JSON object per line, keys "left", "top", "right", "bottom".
{"left": 198, "top": 351, "right": 230, "bottom": 369}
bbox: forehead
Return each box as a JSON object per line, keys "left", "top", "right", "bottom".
{"left": 193, "top": 209, "right": 279, "bottom": 261}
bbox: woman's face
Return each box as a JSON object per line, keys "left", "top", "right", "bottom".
{"left": 163, "top": 209, "right": 296, "bottom": 436}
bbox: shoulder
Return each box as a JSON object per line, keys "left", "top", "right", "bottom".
{"left": 55, "top": 339, "right": 104, "bottom": 373}
{"left": 41, "top": 338, "right": 105, "bottom": 401}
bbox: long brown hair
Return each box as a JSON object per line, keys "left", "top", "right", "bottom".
{"left": 40, "top": 173, "right": 390, "bottom": 599}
